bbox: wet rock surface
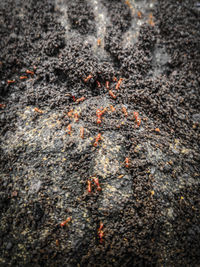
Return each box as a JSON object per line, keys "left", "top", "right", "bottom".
{"left": 0, "top": 0, "right": 199, "bottom": 266}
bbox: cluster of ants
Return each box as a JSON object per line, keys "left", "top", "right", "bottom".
{"left": 56, "top": 74, "right": 142, "bottom": 243}
{"left": 59, "top": 218, "right": 104, "bottom": 244}
{"left": 7, "top": 68, "right": 35, "bottom": 84}
{"left": 3, "top": 71, "right": 145, "bottom": 244}
{"left": 0, "top": 69, "right": 36, "bottom": 110}
{"left": 64, "top": 74, "right": 141, "bottom": 142}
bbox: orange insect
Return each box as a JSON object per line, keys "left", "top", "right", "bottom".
{"left": 155, "top": 128, "right": 160, "bottom": 133}
{"left": 97, "top": 39, "right": 101, "bottom": 46}
{"left": 133, "top": 112, "right": 141, "bottom": 127}
{"left": 74, "top": 113, "right": 79, "bottom": 122}
{"left": 87, "top": 180, "right": 92, "bottom": 193}
{"left": 94, "top": 133, "right": 102, "bottom": 147}
{"left": 98, "top": 222, "right": 104, "bottom": 243}
{"left": 97, "top": 117, "right": 102, "bottom": 124}
{"left": 148, "top": 13, "right": 155, "bottom": 27}
{"left": 122, "top": 107, "right": 128, "bottom": 117}
{"left": 96, "top": 108, "right": 107, "bottom": 124}
{"left": 72, "top": 95, "right": 76, "bottom": 102}
{"left": 93, "top": 177, "right": 101, "bottom": 191}
{"left": 101, "top": 108, "right": 107, "bottom": 115}
{"left": 56, "top": 240, "right": 59, "bottom": 246}
{"left": 80, "top": 127, "right": 84, "bottom": 139}
{"left": 96, "top": 108, "right": 107, "bottom": 117}
{"left": 98, "top": 222, "right": 104, "bottom": 232}
{"left": 106, "top": 81, "right": 109, "bottom": 89}
{"left": 125, "top": 0, "right": 131, "bottom": 8}
{"left": 115, "top": 78, "right": 123, "bottom": 90}
{"left": 109, "top": 90, "right": 117, "bottom": 99}
{"left": 26, "top": 70, "right": 34, "bottom": 75}
{"left": 84, "top": 74, "right": 92, "bottom": 82}
{"left": 67, "top": 124, "right": 72, "bottom": 135}
{"left": 76, "top": 96, "right": 85, "bottom": 103}
{"left": 60, "top": 217, "right": 71, "bottom": 227}
{"left": 125, "top": 157, "right": 130, "bottom": 168}
{"left": 96, "top": 109, "right": 102, "bottom": 117}
{"left": 110, "top": 105, "right": 115, "bottom": 112}
{"left": 96, "top": 81, "right": 101, "bottom": 88}
{"left": 136, "top": 118, "right": 141, "bottom": 127}
{"left": 20, "top": 76, "right": 28, "bottom": 80}
{"left": 67, "top": 109, "right": 73, "bottom": 117}
{"left": 7, "top": 80, "right": 15, "bottom": 84}
{"left": 137, "top": 11, "right": 142, "bottom": 19}
{"left": 0, "top": 104, "right": 6, "bottom": 109}
{"left": 99, "top": 230, "right": 104, "bottom": 243}
{"left": 34, "top": 107, "right": 43, "bottom": 114}
{"left": 133, "top": 111, "right": 139, "bottom": 121}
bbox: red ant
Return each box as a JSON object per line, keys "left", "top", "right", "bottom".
{"left": 94, "top": 133, "right": 102, "bottom": 147}
{"left": 67, "top": 124, "right": 72, "bottom": 135}
{"left": 87, "top": 180, "right": 92, "bottom": 193}
{"left": 96, "top": 108, "right": 107, "bottom": 117}
{"left": 97, "top": 39, "right": 101, "bottom": 46}
{"left": 133, "top": 112, "right": 139, "bottom": 120}
{"left": 122, "top": 107, "right": 128, "bottom": 117}
{"left": 60, "top": 217, "right": 71, "bottom": 227}
{"left": 136, "top": 118, "right": 141, "bottom": 127}
{"left": 80, "top": 127, "right": 84, "bottom": 139}
{"left": 96, "top": 108, "right": 107, "bottom": 125}
{"left": 34, "top": 107, "right": 43, "bottom": 114}
{"left": 106, "top": 81, "right": 109, "bottom": 89}
{"left": 125, "top": 157, "right": 130, "bottom": 168}
{"left": 96, "top": 109, "right": 102, "bottom": 124}
{"left": 96, "top": 81, "right": 101, "bottom": 88}
{"left": 87, "top": 177, "right": 102, "bottom": 193}
{"left": 110, "top": 105, "right": 115, "bottom": 112}
{"left": 72, "top": 96, "right": 76, "bottom": 102}
{"left": 26, "top": 70, "right": 34, "bottom": 75}
{"left": 76, "top": 97, "right": 85, "bottom": 103}
{"left": 67, "top": 110, "right": 73, "bottom": 117}
{"left": 133, "top": 112, "right": 141, "bottom": 127}
{"left": 93, "top": 177, "right": 101, "bottom": 191}
{"left": 74, "top": 113, "right": 79, "bottom": 122}
{"left": 109, "top": 90, "right": 117, "bottom": 99}
{"left": 137, "top": 11, "right": 142, "bottom": 19}
{"left": 97, "top": 117, "right": 101, "bottom": 124}
{"left": 98, "top": 222, "right": 104, "bottom": 232}
{"left": 84, "top": 74, "right": 92, "bottom": 82}
{"left": 7, "top": 80, "right": 15, "bottom": 84}
{"left": 116, "top": 78, "right": 123, "bottom": 90}
{"left": 20, "top": 76, "right": 28, "bottom": 80}
{"left": 98, "top": 222, "right": 104, "bottom": 243}
{"left": 99, "top": 230, "right": 104, "bottom": 243}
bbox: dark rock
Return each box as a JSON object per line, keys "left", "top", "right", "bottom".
{"left": 6, "top": 242, "right": 13, "bottom": 250}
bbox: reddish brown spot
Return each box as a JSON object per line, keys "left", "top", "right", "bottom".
{"left": 60, "top": 217, "right": 71, "bottom": 227}
{"left": 109, "top": 90, "right": 117, "bottom": 99}
{"left": 34, "top": 107, "right": 43, "bottom": 114}
{"left": 26, "top": 70, "right": 34, "bottom": 75}
{"left": 76, "top": 96, "right": 85, "bottom": 103}
{"left": 20, "top": 76, "right": 28, "bottom": 80}
{"left": 7, "top": 80, "right": 15, "bottom": 84}
{"left": 84, "top": 74, "right": 92, "bottom": 82}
